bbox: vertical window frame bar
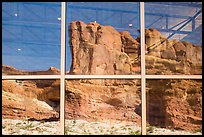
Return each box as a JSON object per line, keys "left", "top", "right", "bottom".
{"left": 1, "top": 2, "right": 202, "bottom": 135}
{"left": 60, "top": 2, "right": 66, "bottom": 135}
{"left": 140, "top": 2, "right": 147, "bottom": 135}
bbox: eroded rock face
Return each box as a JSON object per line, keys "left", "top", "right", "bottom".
{"left": 2, "top": 80, "right": 59, "bottom": 120}
{"left": 146, "top": 80, "right": 202, "bottom": 131}
{"left": 2, "top": 67, "right": 61, "bottom": 120}
{"left": 65, "top": 79, "right": 141, "bottom": 123}
{"left": 2, "top": 65, "right": 60, "bottom": 75}
{"left": 144, "top": 28, "right": 202, "bottom": 74}
{"left": 67, "top": 21, "right": 202, "bottom": 131}
{"left": 145, "top": 28, "right": 202, "bottom": 66}
{"left": 69, "top": 21, "right": 140, "bottom": 75}
{"left": 2, "top": 21, "right": 202, "bottom": 132}
{"left": 69, "top": 22, "right": 202, "bottom": 76}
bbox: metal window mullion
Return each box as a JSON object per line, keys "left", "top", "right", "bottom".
{"left": 2, "top": 75, "right": 60, "bottom": 79}
{"left": 146, "top": 75, "right": 202, "bottom": 79}
{"left": 2, "top": 74, "right": 201, "bottom": 80}
{"left": 1, "top": 2, "right": 202, "bottom": 136}
{"left": 65, "top": 75, "right": 141, "bottom": 79}
{"left": 60, "top": 2, "right": 66, "bottom": 135}
{"left": 140, "top": 2, "right": 146, "bottom": 135}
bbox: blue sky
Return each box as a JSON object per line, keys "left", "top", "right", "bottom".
{"left": 2, "top": 2, "right": 202, "bottom": 71}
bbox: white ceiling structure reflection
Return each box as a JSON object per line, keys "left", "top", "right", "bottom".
{"left": 2, "top": 2, "right": 202, "bottom": 71}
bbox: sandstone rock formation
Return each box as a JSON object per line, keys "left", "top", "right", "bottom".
{"left": 69, "top": 21, "right": 202, "bottom": 75}
{"left": 2, "top": 79, "right": 59, "bottom": 120}
{"left": 2, "top": 21, "right": 202, "bottom": 132}
{"left": 146, "top": 79, "right": 202, "bottom": 131}
{"left": 69, "top": 21, "right": 140, "bottom": 75}
{"left": 2, "top": 65, "right": 60, "bottom": 75}
{"left": 144, "top": 28, "right": 202, "bottom": 75}
{"left": 65, "top": 79, "right": 202, "bottom": 131}
{"left": 2, "top": 66, "right": 61, "bottom": 120}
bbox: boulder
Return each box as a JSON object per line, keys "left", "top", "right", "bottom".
{"left": 69, "top": 21, "right": 134, "bottom": 75}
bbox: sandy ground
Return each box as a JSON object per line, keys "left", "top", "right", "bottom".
{"left": 2, "top": 118, "right": 202, "bottom": 135}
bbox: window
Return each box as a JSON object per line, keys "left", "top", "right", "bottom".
{"left": 2, "top": 2, "right": 202, "bottom": 135}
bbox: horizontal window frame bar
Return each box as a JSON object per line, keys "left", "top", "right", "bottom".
{"left": 2, "top": 75, "right": 61, "bottom": 79}
{"left": 146, "top": 75, "right": 202, "bottom": 79}
{"left": 65, "top": 75, "right": 141, "bottom": 79}
{"left": 2, "top": 74, "right": 202, "bottom": 80}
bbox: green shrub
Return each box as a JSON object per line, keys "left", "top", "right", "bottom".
{"left": 130, "top": 130, "right": 141, "bottom": 135}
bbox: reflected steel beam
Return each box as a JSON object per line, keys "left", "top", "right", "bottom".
{"left": 168, "top": 17, "right": 190, "bottom": 30}
{"left": 22, "top": 3, "right": 44, "bottom": 20}
{"left": 2, "top": 9, "right": 15, "bottom": 17}
{"left": 2, "top": 22, "right": 61, "bottom": 29}
{"left": 121, "top": 16, "right": 138, "bottom": 27}
{"left": 167, "top": 9, "right": 202, "bottom": 39}
{"left": 146, "top": 16, "right": 163, "bottom": 28}
{"left": 3, "top": 40, "right": 60, "bottom": 46}
{"left": 147, "top": 2, "right": 202, "bottom": 8}
{"left": 24, "top": 26, "right": 44, "bottom": 42}
{"left": 20, "top": 2, "right": 61, "bottom": 7}
{"left": 156, "top": 28, "right": 191, "bottom": 35}
{"left": 69, "top": 5, "right": 191, "bottom": 19}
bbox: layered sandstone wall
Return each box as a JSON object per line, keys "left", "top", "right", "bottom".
{"left": 69, "top": 21, "right": 202, "bottom": 75}
{"left": 2, "top": 21, "right": 202, "bottom": 132}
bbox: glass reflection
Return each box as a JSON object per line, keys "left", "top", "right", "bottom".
{"left": 146, "top": 79, "right": 202, "bottom": 135}
{"left": 66, "top": 2, "right": 141, "bottom": 75}
{"left": 144, "top": 2, "right": 202, "bottom": 75}
{"left": 2, "top": 2, "right": 61, "bottom": 74}
{"left": 65, "top": 79, "right": 141, "bottom": 135}
{"left": 2, "top": 79, "right": 60, "bottom": 135}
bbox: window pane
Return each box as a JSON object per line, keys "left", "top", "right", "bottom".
{"left": 2, "top": 2, "right": 61, "bottom": 75}
{"left": 144, "top": 2, "right": 202, "bottom": 75}
{"left": 2, "top": 79, "right": 60, "bottom": 135}
{"left": 65, "top": 79, "right": 141, "bottom": 135}
{"left": 66, "top": 2, "right": 141, "bottom": 75}
{"left": 146, "top": 79, "right": 202, "bottom": 135}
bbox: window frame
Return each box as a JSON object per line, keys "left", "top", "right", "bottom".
{"left": 2, "top": 2, "right": 202, "bottom": 135}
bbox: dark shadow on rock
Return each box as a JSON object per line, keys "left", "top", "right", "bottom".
{"left": 28, "top": 116, "right": 59, "bottom": 122}
{"left": 45, "top": 100, "right": 60, "bottom": 113}
{"left": 134, "top": 80, "right": 174, "bottom": 128}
